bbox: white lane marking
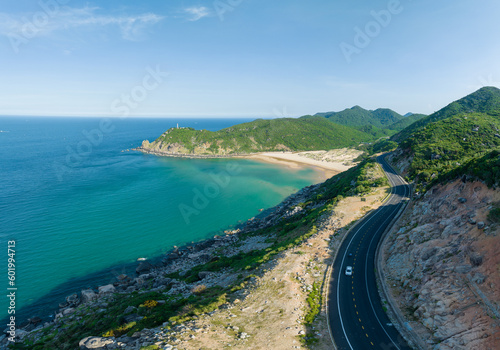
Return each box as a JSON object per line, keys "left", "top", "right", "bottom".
{"left": 362, "top": 157, "right": 409, "bottom": 349}
{"left": 364, "top": 201, "right": 403, "bottom": 349}
{"left": 336, "top": 161, "right": 397, "bottom": 349}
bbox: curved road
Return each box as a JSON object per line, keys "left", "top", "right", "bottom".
{"left": 327, "top": 155, "right": 412, "bottom": 350}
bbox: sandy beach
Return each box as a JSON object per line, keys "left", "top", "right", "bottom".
{"left": 243, "top": 148, "right": 364, "bottom": 182}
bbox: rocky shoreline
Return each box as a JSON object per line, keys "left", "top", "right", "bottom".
{"left": 2, "top": 182, "right": 321, "bottom": 349}
{"left": 133, "top": 146, "right": 252, "bottom": 159}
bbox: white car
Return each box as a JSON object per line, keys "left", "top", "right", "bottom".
{"left": 345, "top": 266, "right": 353, "bottom": 276}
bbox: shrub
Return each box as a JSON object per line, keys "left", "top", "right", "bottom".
{"left": 191, "top": 284, "right": 207, "bottom": 294}
{"left": 142, "top": 300, "right": 159, "bottom": 308}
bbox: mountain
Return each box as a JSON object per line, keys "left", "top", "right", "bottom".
{"left": 138, "top": 117, "right": 372, "bottom": 156}
{"left": 389, "top": 87, "right": 500, "bottom": 190}
{"left": 314, "top": 106, "right": 426, "bottom": 138}
{"left": 393, "top": 86, "right": 500, "bottom": 142}
{"left": 387, "top": 113, "right": 427, "bottom": 131}
{"left": 315, "top": 106, "right": 404, "bottom": 129}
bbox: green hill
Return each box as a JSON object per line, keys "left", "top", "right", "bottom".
{"left": 393, "top": 86, "right": 500, "bottom": 142}
{"left": 387, "top": 113, "right": 427, "bottom": 132}
{"left": 397, "top": 112, "right": 500, "bottom": 186}
{"left": 315, "top": 106, "right": 404, "bottom": 129}
{"left": 314, "top": 106, "right": 425, "bottom": 138}
{"left": 138, "top": 117, "right": 372, "bottom": 156}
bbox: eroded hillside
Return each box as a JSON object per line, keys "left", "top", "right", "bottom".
{"left": 382, "top": 179, "right": 500, "bottom": 349}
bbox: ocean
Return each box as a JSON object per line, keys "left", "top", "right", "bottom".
{"left": 0, "top": 116, "right": 319, "bottom": 323}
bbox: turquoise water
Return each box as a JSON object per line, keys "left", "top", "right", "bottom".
{"left": 0, "top": 117, "right": 319, "bottom": 322}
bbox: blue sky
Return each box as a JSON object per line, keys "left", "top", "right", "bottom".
{"left": 1, "top": 0, "right": 500, "bottom": 117}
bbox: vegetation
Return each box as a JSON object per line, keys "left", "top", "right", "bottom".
{"left": 144, "top": 117, "right": 372, "bottom": 155}
{"left": 388, "top": 113, "right": 427, "bottom": 131}
{"left": 430, "top": 150, "right": 500, "bottom": 188}
{"left": 300, "top": 281, "right": 322, "bottom": 345}
{"left": 314, "top": 106, "right": 426, "bottom": 138}
{"left": 387, "top": 87, "right": 500, "bottom": 192}
{"left": 14, "top": 156, "right": 389, "bottom": 350}
{"left": 394, "top": 86, "right": 500, "bottom": 142}
{"left": 487, "top": 205, "right": 500, "bottom": 223}
{"left": 395, "top": 112, "right": 500, "bottom": 189}
{"left": 355, "top": 139, "right": 399, "bottom": 161}
{"left": 315, "top": 106, "right": 403, "bottom": 129}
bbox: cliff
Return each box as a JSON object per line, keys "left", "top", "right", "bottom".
{"left": 382, "top": 178, "right": 500, "bottom": 349}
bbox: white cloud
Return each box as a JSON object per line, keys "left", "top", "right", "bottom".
{"left": 184, "top": 6, "right": 210, "bottom": 21}
{"left": 0, "top": 6, "right": 164, "bottom": 42}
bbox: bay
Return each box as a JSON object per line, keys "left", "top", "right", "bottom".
{"left": 0, "top": 116, "right": 319, "bottom": 322}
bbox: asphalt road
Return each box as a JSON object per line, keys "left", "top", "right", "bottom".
{"left": 327, "top": 155, "right": 413, "bottom": 350}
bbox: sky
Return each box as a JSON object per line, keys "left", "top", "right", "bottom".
{"left": 1, "top": 0, "right": 500, "bottom": 118}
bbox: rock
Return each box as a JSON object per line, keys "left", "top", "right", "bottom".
{"left": 136, "top": 261, "right": 153, "bottom": 274}
{"left": 124, "top": 306, "right": 137, "bottom": 314}
{"left": 468, "top": 218, "right": 477, "bottom": 225}
{"left": 28, "top": 317, "right": 42, "bottom": 325}
{"left": 477, "top": 221, "right": 485, "bottom": 229}
{"left": 14, "top": 329, "right": 28, "bottom": 340}
{"left": 298, "top": 330, "right": 305, "bottom": 335}
{"left": 81, "top": 289, "right": 97, "bottom": 304}
{"left": 98, "top": 284, "right": 116, "bottom": 295}
{"left": 116, "top": 335, "right": 135, "bottom": 343}
{"left": 472, "top": 272, "right": 487, "bottom": 284}
{"left": 123, "top": 314, "right": 144, "bottom": 324}
{"left": 458, "top": 198, "right": 467, "bottom": 203}
{"left": 421, "top": 247, "right": 438, "bottom": 261}
{"left": 63, "top": 308, "right": 75, "bottom": 316}
{"left": 469, "top": 253, "right": 483, "bottom": 267}
{"left": 125, "top": 286, "right": 137, "bottom": 293}
{"left": 117, "top": 274, "right": 129, "bottom": 281}
{"left": 455, "top": 265, "right": 472, "bottom": 274}
{"left": 198, "top": 271, "right": 212, "bottom": 280}
{"left": 66, "top": 293, "right": 80, "bottom": 306}
{"left": 79, "top": 336, "right": 115, "bottom": 349}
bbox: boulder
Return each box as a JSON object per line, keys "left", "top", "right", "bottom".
{"left": 79, "top": 336, "right": 115, "bottom": 349}
{"left": 81, "top": 289, "right": 97, "bottom": 304}
{"left": 198, "top": 271, "right": 212, "bottom": 280}
{"left": 421, "top": 247, "right": 438, "bottom": 261}
{"left": 98, "top": 284, "right": 116, "bottom": 295}
{"left": 117, "top": 274, "right": 129, "bottom": 282}
{"left": 63, "top": 308, "right": 75, "bottom": 316}
{"left": 125, "top": 286, "right": 137, "bottom": 293}
{"left": 469, "top": 253, "right": 483, "bottom": 267}
{"left": 124, "top": 306, "right": 137, "bottom": 314}
{"left": 136, "top": 261, "right": 153, "bottom": 274}
{"left": 477, "top": 222, "right": 485, "bottom": 229}
{"left": 66, "top": 293, "right": 80, "bottom": 306}
{"left": 458, "top": 198, "right": 467, "bottom": 203}
{"left": 122, "top": 314, "right": 144, "bottom": 324}
{"left": 471, "top": 272, "right": 487, "bottom": 284}
{"left": 455, "top": 265, "right": 472, "bottom": 274}
{"left": 14, "top": 329, "right": 28, "bottom": 340}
